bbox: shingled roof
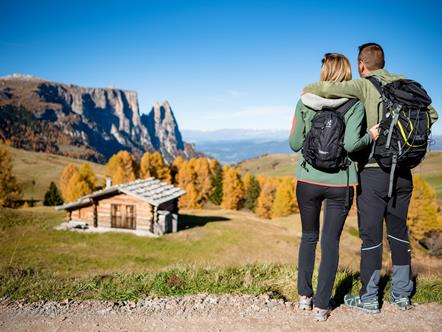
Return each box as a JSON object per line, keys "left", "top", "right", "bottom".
{"left": 56, "top": 178, "right": 186, "bottom": 210}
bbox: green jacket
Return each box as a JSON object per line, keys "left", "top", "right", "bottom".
{"left": 289, "top": 97, "right": 372, "bottom": 186}
{"left": 304, "top": 69, "right": 439, "bottom": 167}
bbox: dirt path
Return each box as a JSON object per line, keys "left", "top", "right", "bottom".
{"left": 1, "top": 294, "right": 441, "bottom": 332}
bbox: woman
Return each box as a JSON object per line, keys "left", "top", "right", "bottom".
{"left": 289, "top": 53, "right": 378, "bottom": 321}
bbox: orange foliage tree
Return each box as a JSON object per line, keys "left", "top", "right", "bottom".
{"left": 255, "top": 176, "right": 278, "bottom": 219}
{"left": 175, "top": 158, "right": 216, "bottom": 209}
{"left": 140, "top": 151, "right": 171, "bottom": 183}
{"left": 221, "top": 165, "right": 244, "bottom": 210}
{"left": 272, "top": 177, "right": 298, "bottom": 218}
{"left": 408, "top": 175, "right": 442, "bottom": 241}
{"left": 0, "top": 145, "right": 22, "bottom": 207}
{"left": 105, "top": 150, "right": 138, "bottom": 185}
{"left": 65, "top": 163, "right": 97, "bottom": 202}
{"left": 59, "top": 163, "right": 79, "bottom": 201}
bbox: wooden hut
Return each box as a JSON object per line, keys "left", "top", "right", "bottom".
{"left": 56, "top": 178, "right": 185, "bottom": 235}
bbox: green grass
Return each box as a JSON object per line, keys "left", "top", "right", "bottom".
{"left": 1, "top": 264, "right": 441, "bottom": 304}
{"left": 4, "top": 144, "right": 106, "bottom": 201}
{"left": 0, "top": 206, "right": 302, "bottom": 276}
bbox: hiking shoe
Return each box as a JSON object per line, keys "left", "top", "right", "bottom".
{"left": 298, "top": 295, "right": 312, "bottom": 311}
{"left": 390, "top": 294, "right": 413, "bottom": 310}
{"left": 313, "top": 306, "right": 331, "bottom": 322}
{"left": 343, "top": 294, "right": 380, "bottom": 313}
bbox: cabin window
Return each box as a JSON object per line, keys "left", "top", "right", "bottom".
{"left": 111, "top": 204, "right": 136, "bottom": 229}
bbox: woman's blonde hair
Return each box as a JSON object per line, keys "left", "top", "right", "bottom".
{"left": 320, "top": 53, "right": 352, "bottom": 82}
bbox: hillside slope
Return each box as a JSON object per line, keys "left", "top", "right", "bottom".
{"left": 238, "top": 152, "right": 442, "bottom": 199}
{"left": 5, "top": 144, "right": 106, "bottom": 201}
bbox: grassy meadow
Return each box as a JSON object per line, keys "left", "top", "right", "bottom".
{"left": 1, "top": 205, "right": 442, "bottom": 303}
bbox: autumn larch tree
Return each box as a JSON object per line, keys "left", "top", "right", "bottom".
{"left": 408, "top": 175, "right": 442, "bottom": 241}
{"left": 59, "top": 163, "right": 79, "bottom": 201}
{"left": 105, "top": 150, "right": 138, "bottom": 185}
{"left": 193, "top": 158, "right": 214, "bottom": 203}
{"left": 255, "top": 176, "right": 277, "bottom": 219}
{"left": 0, "top": 145, "right": 23, "bottom": 207}
{"left": 176, "top": 159, "right": 197, "bottom": 208}
{"left": 140, "top": 151, "right": 171, "bottom": 183}
{"left": 221, "top": 165, "right": 244, "bottom": 210}
{"left": 65, "top": 163, "right": 97, "bottom": 202}
{"left": 179, "top": 182, "right": 202, "bottom": 209}
{"left": 171, "top": 156, "right": 186, "bottom": 185}
{"left": 272, "top": 177, "right": 298, "bottom": 218}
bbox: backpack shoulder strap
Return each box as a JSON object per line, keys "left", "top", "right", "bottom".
{"left": 365, "top": 76, "right": 383, "bottom": 94}
{"left": 335, "top": 98, "right": 358, "bottom": 117}
{"left": 365, "top": 76, "right": 384, "bottom": 123}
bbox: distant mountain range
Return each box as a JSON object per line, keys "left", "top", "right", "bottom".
{"left": 0, "top": 74, "right": 201, "bottom": 163}
{"left": 181, "top": 129, "right": 289, "bottom": 164}
{"left": 182, "top": 129, "right": 442, "bottom": 164}
{"left": 182, "top": 129, "right": 289, "bottom": 143}
{"left": 431, "top": 135, "right": 442, "bottom": 151}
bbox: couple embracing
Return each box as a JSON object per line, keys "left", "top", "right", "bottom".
{"left": 289, "top": 42, "right": 439, "bottom": 321}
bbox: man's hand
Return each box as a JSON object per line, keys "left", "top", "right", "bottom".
{"left": 369, "top": 124, "right": 380, "bottom": 141}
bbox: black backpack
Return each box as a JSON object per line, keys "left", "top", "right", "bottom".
{"left": 366, "top": 76, "right": 432, "bottom": 197}
{"left": 302, "top": 99, "right": 358, "bottom": 172}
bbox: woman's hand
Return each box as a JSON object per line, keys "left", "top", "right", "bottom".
{"left": 369, "top": 124, "right": 380, "bottom": 141}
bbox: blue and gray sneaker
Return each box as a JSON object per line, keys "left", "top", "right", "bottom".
{"left": 343, "top": 294, "right": 380, "bottom": 313}
{"left": 298, "top": 295, "right": 312, "bottom": 311}
{"left": 389, "top": 294, "right": 413, "bottom": 310}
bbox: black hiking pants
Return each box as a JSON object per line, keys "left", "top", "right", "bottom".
{"left": 296, "top": 181, "right": 354, "bottom": 309}
{"left": 357, "top": 167, "right": 414, "bottom": 301}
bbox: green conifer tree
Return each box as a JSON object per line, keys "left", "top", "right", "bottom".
{"left": 209, "top": 160, "right": 223, "bottom": 205}
{"left": 243, "top": 173, "right": 261, "bottom": 211}
{"left": 43, "top": 182, "right": 64, "bottom": 206}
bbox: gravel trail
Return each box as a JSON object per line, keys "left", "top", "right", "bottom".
{"left": 1, "top": 294, "right": 441, "bottom": 331}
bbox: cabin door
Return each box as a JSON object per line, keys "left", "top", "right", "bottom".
{"left": 125, "top": 205, "right": 136, "bottom": 229}
{"left": 111, "top": 204, "right": 136, "bottom": 229}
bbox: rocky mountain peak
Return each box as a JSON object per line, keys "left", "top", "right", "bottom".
{"left": 0, "top": 75, "right": 201, "bottom": 163}
{"left": 141, "top": 100, "right": 185, "bottom": 162}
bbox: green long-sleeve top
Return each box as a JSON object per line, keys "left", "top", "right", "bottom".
{"left": 289, "top": 98, "right": 372, "bottom": 186}
{"left": 303, "top": 69, "right": 439, "bottom": 167}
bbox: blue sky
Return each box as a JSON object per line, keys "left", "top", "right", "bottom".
{"left": 1, "top": 0, "right": 442, "bottom": 134}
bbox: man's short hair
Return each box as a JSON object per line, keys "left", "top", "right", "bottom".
{"left": 358, "top": 42, "right": 385, "bottom": 70}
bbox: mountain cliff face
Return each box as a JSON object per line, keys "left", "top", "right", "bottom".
{"left": 141, "top": 101, "right": 187, "bottom": 162}
{"left": 0, "top": 74, "right": 200, "bottom": 163}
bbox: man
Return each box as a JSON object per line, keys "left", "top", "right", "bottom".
{"left": 303, "top": 43, "right": 438, "bottom": 312}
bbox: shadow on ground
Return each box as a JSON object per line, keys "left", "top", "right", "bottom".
{"left": 178, "top": 214, "right": 230, "bottom": 230}
{"left": 333, "top": 271, "right": 359, "bottom": 306}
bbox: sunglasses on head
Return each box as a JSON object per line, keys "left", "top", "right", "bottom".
{"left": 321, "top": 53, "right": 340, "bottom": 65}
